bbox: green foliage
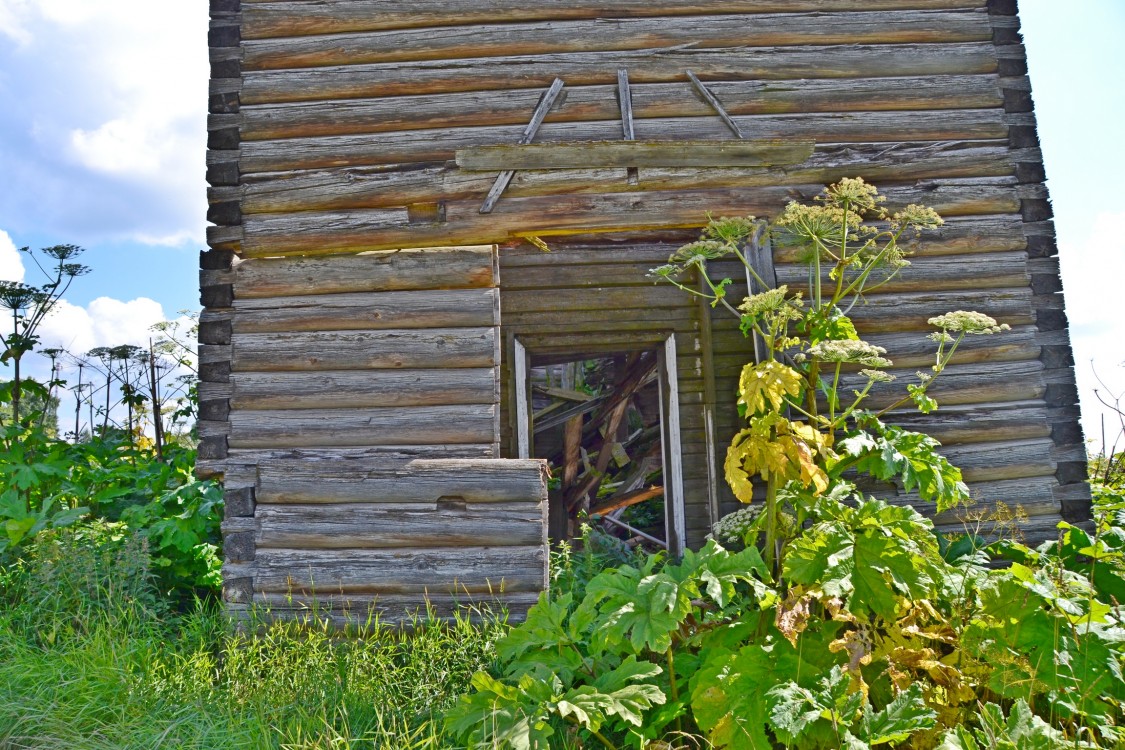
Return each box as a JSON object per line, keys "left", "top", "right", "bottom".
{"left": 448, "top": 180, "right": 1120, "bottom": 747}
{"left": 0, "top": 532, "right": 507, "bottom": 749}
{"left": 0, "top": 404, "right": 221, "bottom": 596}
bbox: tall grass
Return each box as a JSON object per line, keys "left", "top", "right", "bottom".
{"left": 0, "top": 529, "right": 506, "bottom": 749}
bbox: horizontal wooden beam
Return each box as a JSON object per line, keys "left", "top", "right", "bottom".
{"left": 224, "top": 368, "right": 498, "bottom": 410}
{"left": 456, "top": 140, "right": 816, "bottom": 170}
{"left": 241, "top": 1, "right": 987, "bottom": 40}
{"left": 240, "top": 42, "right": 1000, "bottom": 104}
{"left": 238, "top": 75, "right": 1001, "bottom": 141}
{"left": 253, "top": 457, "right": 549, "bottom": 504}
{"left": 230, "top": 501, "right": 545, "bottom": 548}
{"left": 230, "top": 327, "right": 498, "bottom": 370}
{"left": 230, "top": 287, "right": 500, "bottom": 332}
{"left": 252, "top": 545, "right": 548, "bottom": 594}
{"left": 241, "top": 141, "right": 1023, "bottom": 215}
{"left": 239, "top": 181, "right": 1021, "bottom": 258}
{"left": 232, "top": 245, "right": 497, "bottom": 297}
{"left": 239, "top": 108, "right": 1012, "bottom": 173}
{"left": 241, "top": 10, "right": 990, "bottom": 70}
{"left": 228, "top": 404, "right": 499, "bottom": 448}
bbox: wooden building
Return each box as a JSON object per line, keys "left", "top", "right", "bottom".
{"left": 200, "top": 0, "right": 1088, "bottom": 624}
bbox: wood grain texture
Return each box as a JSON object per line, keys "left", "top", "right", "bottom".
{"left": 242, "top": 11, "right": 990, "bottom": 68}
{"left": 240, "top": 182, "right": 1019, "bottom": 257}
{"left": 231, "top": 501, "right": 545, "bottom": 548}
{"left": 457, "top": 140, "right": 815, "bottom": 170}
{"left": 240, "top": 141, "right": 1023, "bottom": 214}
{"left": 241, "top": 43, "right": 999, "bottom": 103}
{"left": 239, "top": 73, "right": 1001, "bottom": 140}
{"left": 239, "top": 110, "right": 1010, "bottom": 173}
{"left": 241, "top": 1, "right": 986, "bottom": 39}
{"left": 253, "top": 457, "right": 549, "bottom": 505}
{"left": 253, "top": 546, "right": 548, "bottom": 593}
{"left": 231, "top": 288, "right": 499, "bottom": 331}
{"left": 228, "top": 404, "right": 498, "bottom": 447}
{"left": 230, "top": 328, "right": 497, "bottom": 370}
{"left": 232, "top": 245, "right": 496, "bottom": 297}
{"left": 228, "top": 368, "right": 497, "bottom": 409}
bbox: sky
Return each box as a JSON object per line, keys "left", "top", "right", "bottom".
{"left": 0, "top": 1, "right": 1122, "bottom": 451}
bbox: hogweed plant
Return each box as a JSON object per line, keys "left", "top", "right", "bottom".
{"left": 447, "top": 181, "right": 1124, "bottom": 749}
{"left": 651, "top": 178, "right": 1008, "bottom": 575}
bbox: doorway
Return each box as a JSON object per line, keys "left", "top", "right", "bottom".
{"left": 512, "top": 334, "right": 686, "bottom": 556}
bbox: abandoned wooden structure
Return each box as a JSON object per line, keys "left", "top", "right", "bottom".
{"left": 200, "top": 0, "right": 1088, "bottom": 624}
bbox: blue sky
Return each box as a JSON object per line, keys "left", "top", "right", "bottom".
{"left": 0, "top": 1, "right": 1122, "bottom": 451}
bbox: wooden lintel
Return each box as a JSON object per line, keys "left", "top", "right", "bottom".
{"left": 458, "top": 139, "right": 815, "bottom": 171}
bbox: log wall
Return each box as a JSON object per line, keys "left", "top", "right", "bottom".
{"left": 199, "top": 245, "right": 549, "bottom": 625}
{"left": 203, "top": 0, "right": 1088, "bottom": 589}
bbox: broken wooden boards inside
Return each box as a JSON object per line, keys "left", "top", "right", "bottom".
{"left": 204, "top": 0, "right": 1089, "bottom": 626}
{"left": 200, "top": 245, "right": 549, "bottom": 627}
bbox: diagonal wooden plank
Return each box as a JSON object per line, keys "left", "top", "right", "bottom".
{"left": 617, "top": 68, "right": 639, "bottom": 186}
{"left": 687, "top": 69, "right": 746, "bottom": 139}
{"left": 479, "top": 77, "right": 565, "bottom": 214}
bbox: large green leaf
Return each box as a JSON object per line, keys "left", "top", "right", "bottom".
{"left": 785, "top": 498, "right": 943, "bottom": 620}
{"left": 859, "top": 683, "right": 936, "bottom": 745}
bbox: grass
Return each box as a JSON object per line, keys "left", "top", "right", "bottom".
{"left": 0, "top": 532, "right": 507, "bottom": 749}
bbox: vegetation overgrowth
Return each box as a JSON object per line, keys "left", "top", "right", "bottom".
{"left": 445, "top": 181, "right": 1125, "bottom": 748}
{"left": 1, "top": 183, "right": 1123, "bottom": 748}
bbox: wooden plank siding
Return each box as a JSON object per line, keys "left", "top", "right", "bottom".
{"left": 203, "top": 0, "right": 1088, "bottom": 617}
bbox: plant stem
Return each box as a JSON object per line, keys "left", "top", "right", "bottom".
{"left": 666, "top": 645, "right": 683, "bottom": 733}
{"left": 591, "top": 728, "right": 617, "bottom": 749}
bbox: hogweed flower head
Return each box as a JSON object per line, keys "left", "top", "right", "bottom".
{"left": 928, "top": 311, "right": 1010, "bottom": 335}
{"left": 806, "top": 339, "right": 892, "bottom": 368}
{"left": 861, "top": 369, "right": 896, "bottom": 383}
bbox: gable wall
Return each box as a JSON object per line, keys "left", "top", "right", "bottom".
{"left": 202, "top": 0, "right": 1088, "bottom": 571}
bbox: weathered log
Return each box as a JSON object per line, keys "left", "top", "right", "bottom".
{"left": 228, "top": 404, "right": 498, "bottom": 448}
{"left": 252, "top": 457, "right": 549, "bottom": 505}
{"left": 232, "top": 245, "right": 496, "bottom": 298}
{"left": 230, "top": 328, "right": 497, "bottom": 371}
{"left": 457, "top": 140, "right": 815, "bottom": 171}
{"left": 938, "top": 438, "right": 1057, "bottom": 482}
{"left": 240, "top": 142, "right": 1024, "bottom": 214}
{"left": 772, "top": 251, "right": 1029, "bottom": 294}
{"left": 239, "top": 110, "right": 1010, "bottom": 173}
{"left": 504, "top": 284, "right": 1030, "bottom": 324}
{"left": 227, "top": 501, "right": 545, "bottom": 548}
{"left": 240, "top": 182, "right": 1019, "bottom": 257}
{"left": 241, "top": 1, "right": 988, "bottom": 39}
{"left": 253, "top": 546, "right": 548, "bottom": 594}
{"left": 227, "top": 368, "right": 497, "bottom": 409}
{"left": 230, "top": 288, "right": 499, "bottom": 331}
{"left": 242, "top": 11, "right": 991, "bottom": 69}
{"left": 240, "top": 42, "right": 999, "bottom": 103}
{"left": 227, "top": 445, "right": 498, "bottom": 464}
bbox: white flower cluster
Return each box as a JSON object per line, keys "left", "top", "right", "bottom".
{"left": 806, "top": 339, "right": 892, "bottom": 368}
{"left": 928, "top": 311, "right": 1011, "bottom": 335}
{"left": 710, "top": 505, "right": 761, "bottom": 546}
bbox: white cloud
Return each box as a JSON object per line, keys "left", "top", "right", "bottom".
{"left": 36, "top": 295, "right": 166, "bottom": 357}
{"left": 0, "top": 229, "right": 24, "bottom": 281}
{"left": 1059, "top": 211, "right": 1125, "bottom": 453}
{"left": 0, "top": 0, "right": 208, "bottom": 245}
{"left": 0, "top": 0, "right": 32, "bottom": 44}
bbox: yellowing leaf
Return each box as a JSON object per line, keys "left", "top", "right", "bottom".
{"left": 725, "top": 429, "right": 757, "bottom": 502}
{"left": 738, "top": 360, "right": 803, "bottom": 416}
